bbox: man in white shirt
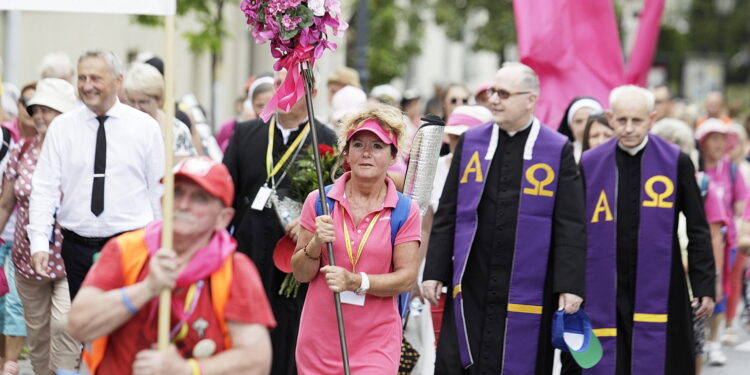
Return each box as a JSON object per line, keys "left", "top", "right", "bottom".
{"left": 28, "top": 50, "right": 164, "bottom": 299}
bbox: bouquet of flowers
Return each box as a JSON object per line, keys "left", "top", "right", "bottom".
{"left": 241, "top": 0, "right": 348, "bottom": 121}
{"left": 277, "top": 143, "right": 341, "bottom": 298}
{"left": 288, "top": 144, "right": 340, "bottom": 201}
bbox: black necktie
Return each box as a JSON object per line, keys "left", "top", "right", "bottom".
{"left": 91, "top": 115, "right": 108, "bottom": 216}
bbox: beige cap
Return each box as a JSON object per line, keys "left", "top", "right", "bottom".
{"left": 327, "top": 67, "right": 361, "bottom": 88}
{"left": 26, "top": 78, "right": 77, "bottom": 114}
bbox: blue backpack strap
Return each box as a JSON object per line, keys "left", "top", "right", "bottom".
{"left": 314, "top": 185, "right": 336, "bottom": 216}
{"left": 389, "top": 191, "right": 411, "bottom": 247}
{"left": 730, "top": 162, "right": 738, "bottom": 184}
{"left": 390, "top": 192, "right": 414, "bottom": 318}
{"left": 698, "top": 173, "right": 710, "bottom": 199}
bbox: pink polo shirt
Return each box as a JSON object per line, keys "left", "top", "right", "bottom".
{"left": 704, "top": 182, "right": 728, "bottom": 225}
{"left": 706, "top": 157, "right": 748, "bottom": 249}
{"left": 296, "top": 172, "right": 421, "bottom": 374}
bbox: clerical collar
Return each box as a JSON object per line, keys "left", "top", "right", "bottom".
{"left": 502, "top": 118, "right": 534, "bottom": 137}
{"left": 275, "top": 116, "right": 308, "bottom": 145}
{"left": 618, "top": 135, "right": 649, "bottom": 156}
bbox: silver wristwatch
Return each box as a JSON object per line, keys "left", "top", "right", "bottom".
{"left": 355, "top": 272, "right": 370, "bottom": 295}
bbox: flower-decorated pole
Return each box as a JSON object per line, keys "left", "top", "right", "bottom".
{"left": 301, "top": 61, "right": 351, "bottom": 374}
{"left": 241, "top": 0, "right": 350, "bottom": 372}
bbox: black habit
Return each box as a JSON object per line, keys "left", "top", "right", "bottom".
{"left": 424, "top": 125, "right": 587, "bottom": 375}
{"left": 222, "top": 117, "right": 336, "bottom": 375}
{"left": 562, "top": 145, "right": 716, "bottom": 375}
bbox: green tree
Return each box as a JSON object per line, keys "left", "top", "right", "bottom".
{"left": 433, "top": 0, "right": 516, "bottom": 57}
{"left": 346, "top": 0, "right": 427, "bottom": 87}
{"left": 133, "top": 0, "right": 234, "bottom": 127}
{"left": 686, "top": 0, "right": 750, "bottom": 84}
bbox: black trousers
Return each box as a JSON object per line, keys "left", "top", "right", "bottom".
{"left": 60, "top": 238, "right": 104, "bottom": 300}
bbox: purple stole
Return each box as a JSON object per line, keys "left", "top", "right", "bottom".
{"left": 581, "top": 135, "right": 678, "bottom": 375}
{"left": 453, "top": 119, "right": 567, "bottom": 370}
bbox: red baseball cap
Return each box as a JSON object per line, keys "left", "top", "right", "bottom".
{"left": 171, "top": 156, "right": 234, "bottom": 207}
{"left": 346, "top": 119, "right": 399, "bottom": 151}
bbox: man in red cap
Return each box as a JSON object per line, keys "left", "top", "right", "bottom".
{"left": 68, "top": 156, "right": 276, "bottom": 375}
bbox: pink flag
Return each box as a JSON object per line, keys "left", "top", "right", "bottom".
{"left": 625, "top": 0, "right": 666, "bottom": 86}
{"left": 514, "top": 0, "right": 664, "bottom": 127}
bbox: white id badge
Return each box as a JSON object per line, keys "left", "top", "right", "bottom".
{"left": 340, "top": 291, "right": 365, "bottom": 306}
{"left": 251, "top": 186, "right": 273, "bottom": 211}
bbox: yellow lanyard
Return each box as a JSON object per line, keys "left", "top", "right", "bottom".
{"left": 341, "top": 205, "right": 381, "bottom": 273}
{"left": 266, "top": 117, "right": 311, "bottom": 181}
{"left": 171, "top": 281, "right": 202, "bottom": 343}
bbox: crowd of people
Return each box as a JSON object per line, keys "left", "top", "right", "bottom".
{"left": 0, "top": 48, "right": 745, "bottom": 375}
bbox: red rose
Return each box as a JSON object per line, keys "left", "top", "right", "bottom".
{"left": 318, "top": 144, "right": 334, "bottom": 156}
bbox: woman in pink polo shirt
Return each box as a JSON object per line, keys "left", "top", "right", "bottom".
{"left": 291, "top": 104, "right": 422, "bottom": 374}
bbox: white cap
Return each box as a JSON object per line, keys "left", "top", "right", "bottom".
{"left": 330, "top": 85, "right": 367, "bottom": 124}
{"left": 370, "top": 84, "right": 401, "bottom": 105}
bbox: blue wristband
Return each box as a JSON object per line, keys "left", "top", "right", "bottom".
{"left": 119, "top": 287, "right": 138, "bottom": 315}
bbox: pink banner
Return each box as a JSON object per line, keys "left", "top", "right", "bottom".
{"left": 514, "top": 0, "right": 664, "bottom": 127}
{"left": 625, "top": 0, "right": 666, "bottom": 86}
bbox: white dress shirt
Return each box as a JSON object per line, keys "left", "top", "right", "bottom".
{"left": 28, "top": 100, "right": 164, "bottom": 255}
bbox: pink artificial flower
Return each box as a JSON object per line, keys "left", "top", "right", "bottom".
{"left": 282, "top": 14, "right": 303, "bottom": 31}
{"left": 325, "top": 0, "right": 341, "bottom": 15}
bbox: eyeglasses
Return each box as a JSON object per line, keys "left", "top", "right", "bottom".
{"left": 19, "top": 97, "right": 30, "bottom": 107}
{"left": 486, "top": 88, "right": 532, "bottom": 100}
{"left": 450, "top": 97, "right": 470, "bottom": 105}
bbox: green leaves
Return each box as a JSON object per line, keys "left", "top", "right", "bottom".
{"left": 288, "top": 145, "right": 342, "bottom": 203}
{"left": 295, "top": 5, "right": 314, "bottom": 29}
{"left": 132, "top": 0, "right": 234, "bottom": 55}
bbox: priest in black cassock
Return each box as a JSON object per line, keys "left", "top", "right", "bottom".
{"left": 422, "top": 62, "right": 587, "bottom": 374}
{"left": 222, "top": 70, "right": 336, "bottom": 375}
{"left": 563, "top": 85, "right": 715, "bottom": 375}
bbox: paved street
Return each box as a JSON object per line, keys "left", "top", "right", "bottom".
{"left": 14, "top": 324, "right": 749, "bottom": 374}
{"left": 703, "top": 323, "right": 750, "bottom": 375}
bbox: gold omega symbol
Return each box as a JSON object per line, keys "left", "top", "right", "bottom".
{"left": 523, "top": 163, "right": 555, "bottom": 197}
{"left": 642, "top": 175, "right": 674, "bottom": 208}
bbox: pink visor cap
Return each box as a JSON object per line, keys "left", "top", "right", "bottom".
{"left": 445, "top": 105, "right": 493, "bottom": 136}
{"left": 346, "top": 119, "right": 399, "bottom": 150}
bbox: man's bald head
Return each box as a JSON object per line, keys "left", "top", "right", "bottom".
{"left": 498, "top": 62, "right": 540, "bottom": 94}
{"left": 489, "top": 62, "right": 540, "bottom": 131}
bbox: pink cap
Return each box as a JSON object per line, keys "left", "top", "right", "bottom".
{"left": 695, "top": 117, "right": 738, "bottom": 153}
{"left": 445, "top": 105, "right": 493, "bottom": 136}
{"left": 475, "top": 82, "right": 493, "bottom": 98}
{"left": 346, "top": 119, "right": 399, "bottom": 150}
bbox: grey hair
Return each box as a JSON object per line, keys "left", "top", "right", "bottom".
{"left": 78, "top": 50, "right": 124, "bottom": 77}
{"left": 501, "top": 61, "right": 540, "bottom": 93}
{"left": 38, "top": 52, "right": 73, "bottom": 80}
{"left": 609, "top": 85, "right": 655, "bottom": 113}
{"left": 651, "top": 118, "right": 694, "bottom": 155}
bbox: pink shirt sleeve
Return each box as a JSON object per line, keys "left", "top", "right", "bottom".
{"left": 393, "top": 201, "right": 422, "bottom": 246}
{"left": 742, "top": 193, "right": 750, "bottom": 221}
{"left": 299, "top": 190, "right": 321, "bottom": 233}
{"left": 732, "top": 164, "right": 748, "bottom": 205}
{"left": 705, "top": 186, "right": 728, "bottom": 224}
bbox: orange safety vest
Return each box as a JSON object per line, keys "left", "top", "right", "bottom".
{"left": 82, "top": 229, "right": 234, "bottom": 374}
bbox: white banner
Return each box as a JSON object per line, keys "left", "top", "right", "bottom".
{"left": 0, "top": 0, "right": 176, "bottom": 16}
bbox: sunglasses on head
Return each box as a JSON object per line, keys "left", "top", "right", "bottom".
{"left": 450, "top": 97, "right": 469, "bottom": 105}
{"left": 486, "top": 87, "right": 532, "bottom": 100}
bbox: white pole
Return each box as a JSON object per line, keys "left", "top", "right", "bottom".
{"left": 158, "top": 13, "right": 176, "bottom": 351}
